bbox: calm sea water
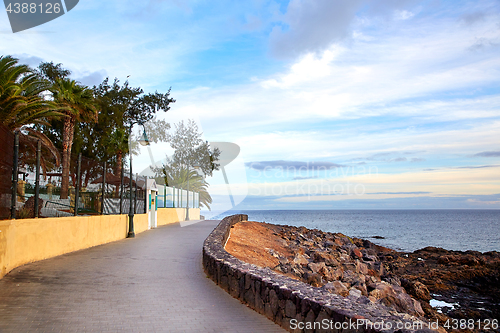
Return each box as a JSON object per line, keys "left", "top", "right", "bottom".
{"left": 210, "top": 210, "right": 500, "bottom": 253}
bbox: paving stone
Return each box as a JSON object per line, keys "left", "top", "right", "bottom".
{"left": 0, "top": 220, "right": 285, "bottom": 333}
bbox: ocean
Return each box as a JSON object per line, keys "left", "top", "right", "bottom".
{"left": 210, "top": 210, "right": 500, "bottom": 253}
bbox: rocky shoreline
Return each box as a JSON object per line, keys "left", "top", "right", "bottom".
{"left": 225, "top": 221, "right": 500, "bottom": 332}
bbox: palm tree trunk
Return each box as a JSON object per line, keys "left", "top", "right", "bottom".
{"left": 60, "top": 116, "right": 75, "bottom": 199}
{"left": 115, "top": 150, "right": 122, "bottom": 177}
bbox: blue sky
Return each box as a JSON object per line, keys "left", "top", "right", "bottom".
{"left": 1, "top": 0, "right": 499, "bottom": 211}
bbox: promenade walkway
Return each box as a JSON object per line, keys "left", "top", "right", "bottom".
{"left": 0, "top": 220, "right": 285, "bottom": 332}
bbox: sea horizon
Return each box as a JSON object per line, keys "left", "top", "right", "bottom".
{"left": 205, "top": 209, "right": 500, "bottom": 253}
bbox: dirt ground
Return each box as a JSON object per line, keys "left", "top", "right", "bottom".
{"left": 225, "top": 221, "right": 295, "bottom": 275}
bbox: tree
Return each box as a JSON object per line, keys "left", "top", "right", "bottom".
{"left": 125, "top": 88, "right": 175, "bottom": 126}
{"left": 166, "top": 119, "right": 220, "bottom": 176}
{"left": 159, "top": 166, "right": 213, "bottom": 210}
{"left": 154, "top": 119, "right": 220, "bottom": 210}
{"left": 0, "top": 55, "right": 62, "bottom": 172}
{"left": 51, "top": 78, "right": 98, "bottom": 199}
{"left": 0, "top": 56, "right": 63, "bottom": 130}
{"left": 36, "top": 61, "right": 71, "bottom": 83}
{"left": 90, "top": 78, "right": 173, "bottom": 176}
{"left": 90, "top": 78, "right": 142, "bottom": 175}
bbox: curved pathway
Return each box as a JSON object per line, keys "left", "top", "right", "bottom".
{"left": 0, "top": 220, "right": 285, "bottom": 332}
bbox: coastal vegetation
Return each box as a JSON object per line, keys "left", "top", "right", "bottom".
{"left": 153, "top": 119, "right": 221, "bottom": 210}
{"left": 0, "top": 54, "right": 213, "bottom": 205}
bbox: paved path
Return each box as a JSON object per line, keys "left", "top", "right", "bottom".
{"left": 0, "top": 220, "right": 285, "bottom": 333}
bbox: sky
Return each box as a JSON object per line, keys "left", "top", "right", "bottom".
{"left": 1, "top": 0, "right": 500, "bottom": 211}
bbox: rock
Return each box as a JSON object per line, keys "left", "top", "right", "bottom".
{"left": 342, "top": 262, "right": 358, "bottom": 273}
{"left": 369, "top": 281, "right": 396, "bottom": 300}
{"left": 341, "top": 244, "right": 356, "bottom": 256}
{"left": 353, "top": 282, "right": 368, "bottom": 296}
{"left": 304, "top": 272, "right": 322, "bottom": 287}
{"left": 459, "top": 256, "right": 481, "bottom": 266}
{"left": 437, "top": 255, "right": 454, "bottom": 264}
{"left": 307, "top": 262, "right": 325, "bottom": 274}
{"left": 369, "top": 288, "right": 384, "bottom": 300}
{"left": 333, "top": 237, "right": 344, "bottom": 246}
{"left": 412, "top": 299, "right": 425, "bottom": 317}
{"left": 267, "top": 248, "right": 280, "bottom": 258}
{"left": 394, "top": 291, "right": 424, "bottom": 317}
{"left": 383, "top": 274, "right": 401, "bottom": 286}
{"left": 401, "top": 279, "right": 431, "bottom": 301}
{"left": 349, "top": 288, "right": 363, "bottom": 298}
{"left": 323, "top": 240, "right": 335, "bottom": 248}
{"left": 342, "top": 270, "right": 365, "bottom": 286}
{"left": 293, "top": 253, "right": 309, "bottom": 265}
{"left": 285, "top": 299, "right": 296, "bottom": 318}
{"left": 368, "top": 281, "right": 427, "bottom": 318}
{"left": 367, "top": 261, "right": 385, "bottom": 276}
{"left": 356, "top": 260, "right": 369, "bottom": 275}
{"left": 352, "top": 248, "right": 363, "bottom": 259}
{"left": 269, "top": 289, "right": 279, "bottom": 316}
{"left": 279, "top": 257, "right": 289, "bottom": 265}
{"left": 311, "top": 251, "right": 339, "bottom": 266}
{"left": 363, "top": 254, "right": 379, "bottom": 262}
{"left": 416, "top": 246, "right": 448, "bottom": 254}
{"left": 320, "top": 266, "right": 343, "bottom": 281}
{"left": 366, "top": 275, "right": 381, "bottom": 287}
{"left": 339, "top": 253, "right": 351, "bottom": 263}
{"left": 290, "top": 264, "right": 304, "bottom": 277}
{"left": 322, "top": 281, "right": 349, "bottom": 296}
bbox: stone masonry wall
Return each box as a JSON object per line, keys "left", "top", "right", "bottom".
{"left": 203, "top": 215, "right": 438, "bottom": 333}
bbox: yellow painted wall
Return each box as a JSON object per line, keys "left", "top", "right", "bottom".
{"left": 188, "top": 208, "right": 201, "bottom": 220}
{"left": 0, "top": 214, "right": 129, "bottom": 278}
{"left": 157, "top": 208, "right": 200, "bottom": 225}
{"left": 157, "top": 208, "right": 184, "bottom": 226}
{"left": 134, "top": 214, "right": 149, "bottom": 234}
{"left": 0, "top": 207, "right": 193, "bottom": 279}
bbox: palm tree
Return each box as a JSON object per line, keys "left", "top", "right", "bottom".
{"left": 52, "top": 78, "right": 98, "bottom": 199}
{"left": 160, "top": 165, "right": 213, "bottom": 210}
{"left": 0, "top": 55, "right": 62, "bottom": 171}
{"left": 0, "top": 55, "right": 63, "bottom": 130}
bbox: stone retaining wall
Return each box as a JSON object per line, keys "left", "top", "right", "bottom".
{"left": 203, "top": 215, "right": 439, "bottom": 333}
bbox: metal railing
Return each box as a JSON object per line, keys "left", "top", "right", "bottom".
{"left": 1, "top": 123, "right": 200, "bottom": 220}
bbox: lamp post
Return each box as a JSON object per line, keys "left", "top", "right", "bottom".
{"left": 127, "top": 122, "right": 150, "bottom": 238}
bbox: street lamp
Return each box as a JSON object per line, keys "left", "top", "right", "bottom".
{"left": 127, "top": 122, "right": 150, "bottom": 238}
{"left": 138, "top": 128, "right": 149, "bottom": 146}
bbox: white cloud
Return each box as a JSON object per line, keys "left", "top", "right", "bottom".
{"left": 169, "top": 11, "right": 500, "bottom": 156}
{"left": 394, "top": 10, "right": 415, "bottom": 20}
{"left": 242, "top": 164, "right": 500, "bottom": 202}
{"left": 267, "top": 0, "right": 423, "bottom": 58}
{"left": 261, "top": 47, "right": 340, "bottom": 88}
{"left": 269, "top": 0, "right": 364, "bottom": 58}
